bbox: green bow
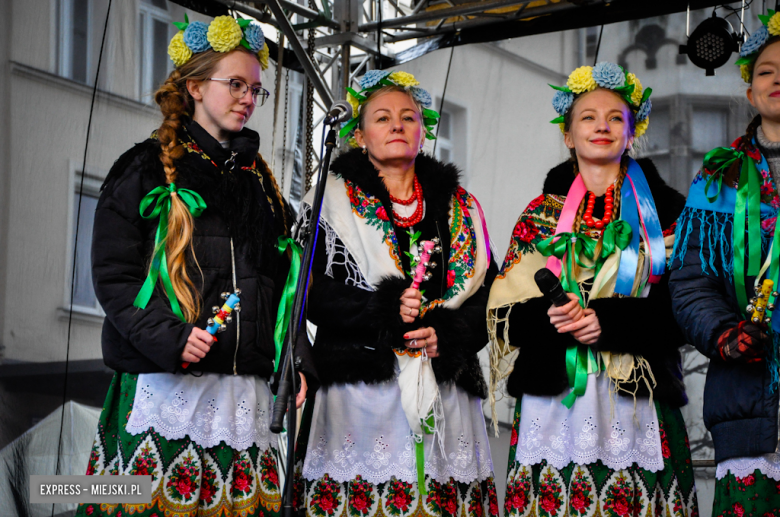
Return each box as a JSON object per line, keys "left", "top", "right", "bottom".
{"left": 597, "top": 220, "right": 633, "bottom": 277}
{"left": 538, "top": 232, "right": 598, "bottom": 308}
{"left": 132, "top": 183, "right": 206, "bottom": 322}
{"left": 703, "top": 146, "right": 762, "bottom": 315}
{"left": 273, "top": 236, "right": 303, "bottom": 372}
{"left": 538, "top": 222, "right": 629, "bottom": 409}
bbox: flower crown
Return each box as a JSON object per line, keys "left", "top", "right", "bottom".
{"left": 736, "top": 10, "right": 780, "bottom": 82}
{"left": 549, "top": 62, "right": 653, "bottom": 138}
{"left": 339, "top": 70, "right": 440, "bottom": 147}
{"left": 168, "top": 14, "right": 270, "bottom": 71}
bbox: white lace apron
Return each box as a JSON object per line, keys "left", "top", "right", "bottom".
{"left": 302, "top": 380, "right": 493, "bottom": 485}
{"left": 515, "top": 373, "right": 664, "bottom": 472}
{"left": 716, "top": 453, "right": 780, "bottom": 481}
{"left": 126, "top": 372, "right": 277, "bottom": 451}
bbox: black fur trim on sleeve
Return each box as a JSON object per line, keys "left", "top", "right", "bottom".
{"left": 309, "top": 275, "right": 413, "bottom": 387}
{"left": 504, "top": 297, "right": 574, "bottom": 398}
{"left": 368, "top": 276, "right": 417, "bottom": 348}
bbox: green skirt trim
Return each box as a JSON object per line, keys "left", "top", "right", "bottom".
{"left": 75, "top": 373, "right": 282, "bottom": 517}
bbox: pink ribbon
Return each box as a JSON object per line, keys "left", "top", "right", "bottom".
{"left": 546, "top": 174, "right": 588, "bottom": 276}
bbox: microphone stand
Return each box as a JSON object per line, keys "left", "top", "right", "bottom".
{"left": 270, "top": 125, "right": 338, "bottom": 517}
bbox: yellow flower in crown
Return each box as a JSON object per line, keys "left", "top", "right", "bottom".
{"left": 168, "top": 31, "right": 192, "bottom": 68}
{"left": 769, "top": 11, "right": 780, "bottom": 35}
{"left": 257, "top": 43, "right": 270, "bottom": 71}
{"left": 207, "top": 15, "right": 243, "bottom": 53}
{"left": 626, "top": 73, "right": 643, "bottom": 106}
{"left": 741, "top": 63, "right": 754, "bottom": 83}
{"left": 566, "top": 66, "right": 597, "bottom": 94}
{"left": 347, "top": 91, "right": 360, "bottom": 116}
{"left": 387, "top": 71, "right": 419, "bottom": 88}
{"left": 635, "top": 118, "right": 649, "bottom": 138}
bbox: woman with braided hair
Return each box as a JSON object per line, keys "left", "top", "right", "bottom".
{"left": 669, "top": 9, "right": 780, "bottom": 513}
{"left": 76, "top": 15, "right": 315, "bottom": 517}
{"left": 488, "top": 63, "right": 698, "bottom": 516}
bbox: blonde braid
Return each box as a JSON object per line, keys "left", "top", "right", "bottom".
{"left": 154, "top": 70, "right": 202, "bottom": 323}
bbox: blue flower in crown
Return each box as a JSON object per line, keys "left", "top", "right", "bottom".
{"left": 636, "top": 98, "right": 652, "bottom": 121}
{"left": 741, "top": 25, "right": 769, "bottom": 56}
{"left": 552, "top": 90, "right": 574, "bottom": 116}
{"left": 183, "top": 21, "right": 210, "bottom": 53}
{"left": 410, "top": 86, "right": 432, "bottom": 107}
{"left": 592, "top": 61, "right": 626, "bottom": 89}
{"left": 359, "top": 70, "right": 391, "bottom": 89}
{"left": 244, "top": 23, "right": 265, "bottom": 54}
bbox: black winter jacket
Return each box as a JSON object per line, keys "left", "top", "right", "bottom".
{"left": 92, "top": 121, "right": 316, "bottom": 383}
{"left": 504, "top": 158, "right": 689, "bottom": 407}
{"left": 669, "top": 147, "right": 779, "bottom": 463}
{"left": 304, "top": 148, "right": 497, "bottom": 398}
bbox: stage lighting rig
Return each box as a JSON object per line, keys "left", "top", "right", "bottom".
{"left": 679, "top": 12, "right": 740, "bottom": 76}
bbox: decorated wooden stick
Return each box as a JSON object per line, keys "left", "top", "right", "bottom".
{"left": 748, "top": 279, "right": 775, "bottom": 325}
{"left": 411, "top": 238, "right": 441, "bottom": 290}
{"left": 182, "top": 290, "right": 241, "bottom": 369}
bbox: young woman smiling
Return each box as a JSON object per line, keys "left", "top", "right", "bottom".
{"left": 670, "top": 9, "right": 780, "bottom": 513}
{"left": 488, "top": 62, "right": 698, "bottom": 516}
{"left": 76, "top": 15, "right": 315, "bottom": 517}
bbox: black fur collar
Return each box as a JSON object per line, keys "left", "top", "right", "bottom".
{"left": 330, "top": 147, "right": 462, "bottom": 219}
{"left": 542, "top": 158, "right": 686, "bottom": 231}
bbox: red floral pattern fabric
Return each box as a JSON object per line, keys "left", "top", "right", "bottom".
{"left": 76, "top": 373, "right": 281, "bottom": 517}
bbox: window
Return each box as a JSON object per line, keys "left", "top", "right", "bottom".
{"left": 57, "top": 0, "right": 92, "bottom": 83}
{"left": 69, "top": 178, "right": 104, "bottom": 316}
{"left": 435, "top": 110, "right": 454, "bottom": 164}
{"left": 139, "top": 0, "right": 173, "bottom": 102}
{"left": 585, "top": 26, "right": 599, "bottom": 59}
{"left": 691, "top": 108, "right": 728, "bottom": 177}
{"left": 434, "top": 102, "right": 468, "bottom": 183}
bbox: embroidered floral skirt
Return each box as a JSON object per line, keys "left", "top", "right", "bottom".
{"left": 292, "top": 389, "right": 499, "bottom": 517}
{"left": 503, "top": 399, "right": 698, "bottom": 517}
{"left": 75, "top": 373, "right": 282, "bottom": 517}
{"left": 299, "top": 473, "right": 499, "bottom": 517}
{"left": 712, "top": 469, "right": 780, "bottom": 516}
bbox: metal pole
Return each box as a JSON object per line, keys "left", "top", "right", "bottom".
{"left": 264, "top": 0, "right": 336, "bottom": 106}
{"left": 341, "top": 43, "right": 351, "bottom": 96}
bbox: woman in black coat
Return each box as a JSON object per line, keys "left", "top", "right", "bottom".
{"left": 77, "top": 16, "right": 314, "bottom": 517}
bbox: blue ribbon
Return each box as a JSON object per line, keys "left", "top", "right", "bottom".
{"left": 615, "top": 173, "right": 640, "bottom": 295}
{"left": 614, "top": 159, "right": 665, "bottom": 295}
{"left": 628, "top": 158, "right": 666, "bottom": 280}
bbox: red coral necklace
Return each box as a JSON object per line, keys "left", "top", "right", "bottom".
{"left": 390, "top": 176, "right": 424, "bottom": 228}
{"left": 583, "top": 185, "right": 615, "bottom": 229}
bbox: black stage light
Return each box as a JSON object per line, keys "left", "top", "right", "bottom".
{"left": 679, "top": 13, "right": 739, "bottom": 76}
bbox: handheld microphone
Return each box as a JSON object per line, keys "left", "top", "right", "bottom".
{"left": 323, "top": 100, "right": 353, "bottom": 125}
{"left": 534, "top": 268, "right": 571, "bottom": 307}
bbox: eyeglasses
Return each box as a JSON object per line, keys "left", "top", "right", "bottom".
{"left": 208, "top": 78, "right": 270, "bottom": 106}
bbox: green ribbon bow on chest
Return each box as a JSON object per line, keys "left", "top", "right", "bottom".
{"left": 133, "top": 183, "right": 207, "bottom": 322}
{"left": 702, "top": 146, "right": 762, "bottom": 315}
{"left": 537, "top": 220, "right": 632, "bottom": 408}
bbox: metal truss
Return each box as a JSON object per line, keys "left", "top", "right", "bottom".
{"left": 208, "top": 0, "right": 722, "bottom": 195}
{"left": 208, "top": 0, "right": 575, "bottom": 195}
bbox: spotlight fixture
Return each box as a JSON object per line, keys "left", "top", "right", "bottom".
{"left": 679, "top": 12, "right": 739, "bottom": 76}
